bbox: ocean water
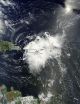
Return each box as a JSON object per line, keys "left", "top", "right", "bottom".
{"left": 0, "top": 0, "right": 80, "bottom": 104}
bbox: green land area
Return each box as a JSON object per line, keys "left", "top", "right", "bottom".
{"left": 0, "top": 85, "right": 39, "bottom": 104}
{"left": 0, "top": 41, "right": 21, "bottom": 52}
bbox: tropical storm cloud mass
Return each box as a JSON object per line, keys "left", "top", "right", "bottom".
{"left": 23, "top": 32, "right": 65, "bottom": 74}
{"left": 0, "top": 0, "right": 80, "bottom": 104}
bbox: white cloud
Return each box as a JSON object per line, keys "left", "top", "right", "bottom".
{"left": 0, "top": 20, "right": 5, "bottom": 34}
{"left": 23, "top": 32, "right": 65, "bottom": 74}
{"left": 38, "top": 91, "right": 53, "bottom": 102}
{"left": 0, "top": 0, "right": 14, "bottom": 6}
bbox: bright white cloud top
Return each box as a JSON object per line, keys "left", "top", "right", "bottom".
{"left": 23, "top": 32, "right": 65, "bottom": 74}
{"left": 65, "top": 5, "right": 72, "bottom": 14}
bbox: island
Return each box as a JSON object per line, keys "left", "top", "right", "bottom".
{"left": 0, "top": 41, "right": 21, "bottom": 52}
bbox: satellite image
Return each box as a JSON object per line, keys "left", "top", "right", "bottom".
{"left": 0, "top": 0, "right": 80, "bottom": 104}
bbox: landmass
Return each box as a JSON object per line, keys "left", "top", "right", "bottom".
{"left": 0, "top": 41, "right": 21, "bottom": 52}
